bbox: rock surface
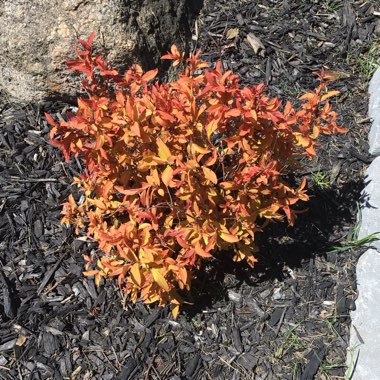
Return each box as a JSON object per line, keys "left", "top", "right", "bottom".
{"left": 368, "top": 68, "right": 380, "bottom": 156}
{"left": 0, "top": 0, "right": 202, "bottom": 103}
{"left": 347, "top": 67, "right": 380, "bottom": 380}
{"left": 356, "top": 156, "right": 380, "bottom": 250}
{"left": 348, "top": 249, "right": 380, "bottom": 380}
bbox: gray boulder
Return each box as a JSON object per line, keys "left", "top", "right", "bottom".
{"left": 0, "top": 0, "right": 202, "bottom": 103}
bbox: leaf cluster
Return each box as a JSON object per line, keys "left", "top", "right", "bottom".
{"left": 46, "top": 34, "right": 346, "bottom": 317}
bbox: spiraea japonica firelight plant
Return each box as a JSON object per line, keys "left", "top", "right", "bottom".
{"left": 46, "top": 33, "right": 346, "bottom": 317}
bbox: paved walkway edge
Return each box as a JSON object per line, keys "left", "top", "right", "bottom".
{"left": 346, "top": 67, "right": 380, "bottom": 380}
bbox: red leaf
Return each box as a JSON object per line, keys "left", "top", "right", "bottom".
{"left": 78, "top": 32, "right": 95, "bottom": 50}
{"left": 45, "top": 113, "right": 57, "bottom": 127}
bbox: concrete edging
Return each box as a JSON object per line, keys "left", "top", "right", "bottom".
{"left": 347, "top": 67, "right": 380, "bottom": 380}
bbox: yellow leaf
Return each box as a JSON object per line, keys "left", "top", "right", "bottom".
{"left": 232, "top": 250, "right": 245, "bottom": 262}
{"left": 149, "top": 168, "right": 160, "bottom": 186}
{"left": 178, "top": 267, "right": 188, "bottom": 286}
{"left": 141, "top": 228, "right": 151, "bottom": 246}
{"left": 206, "top": 119, "right": 218, "bottom": 139}
{"left": 259, "top": 204, "right": 280, "bottom": 218}
{"left": 89, "top": 198, "right": 107, "bottom": 210}
{"left": 138, "top": 223, "right": 151, "bottom": 230}
{"left": 157, "top": 138, "right": 172, "bottom": 161}
{"left": 138, "top": 153, "right": 159, "bottom": 170}
{"left": 162, "top": 166, "right": 174, "bottom": 186}
{"left": 171, "top": 303, "right": 180, "bottom": 319}
{"left": 95, "top": 273, "right": 102, "bottom": 286}
{"left": 309, "top": 125, "right": 320, "bottom": 139}
{"left": 164, "top": 215, "right": 174, "bottom": 228}
{"left": 16, "top": 335, "right": 27, "bottom": 347}
{"left": 192, "top": 143, "right": 210, "bottom": 154}
{"left": 151, "top": 268, "right": 170, "bottom": 291}
{"left": 250, "top": 109, "right": 257, "bottom": 120}
{"left": 139, "top": 248, "right": 154, "bottom": 264}
{"left": 226, "top": 28, "right": 239, "bottom": 40}
{"left": 220, "top": 232, "right": 240, "bottom": 243}
{"left": 130, "top": 263, "right": 142, "bottom": 286}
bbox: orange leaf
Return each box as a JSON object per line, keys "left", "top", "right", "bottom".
{"left": 142, "top": 69, "right": 158, "bottom": 82}
{"left": 194, "top": 242, "right": 213, "bottom": 258}
{"left": 115, "top": 184, "right": 151, "bottom": 195}
{"left": 131, "top": 123, "right": 141, "bottom": 137}
{"left": 220, "top": 182, "right": 235, "bottom": 190}
{"left": 225, "top": 108, "right": 241, "bottom": 117}
{"left": 295, "top": 134, "right": 311, "bottom": 148}
{"left": 320, "top": 90, "right": 340, "bottom": 102}
{"left": 170, "top": 45, "right": 180, "bottom": 56}
{"left": 130, "top": 263, "right": 142, "bottom": 286}
{"left": 83, "top": 270, "right": 99, "bottom": 277}
{"left": 89, "top": 198, "right": 107, "bottom": 210}
{"left": 299, "top": 92, "right": 316, "bottom": 101}
{"left": 202, "top": 167, "right": 218, "bottom": 184}
{"left": 48, "top": 37, "right": 345, "bottom": 315}
{"left": 162, "top": 45, "right": 181, "bottom": 61}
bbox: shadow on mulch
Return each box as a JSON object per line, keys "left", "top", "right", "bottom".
{"left": 183, "top": 178, "right": 364, "bottom": 316}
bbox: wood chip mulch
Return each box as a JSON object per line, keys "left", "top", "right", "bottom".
{"left": 1, "top": 0, "right": 379, "bottom": 379}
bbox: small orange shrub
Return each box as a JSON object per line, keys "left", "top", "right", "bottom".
{"left": 46, "top": 33, "right": 346, "bottom": 317}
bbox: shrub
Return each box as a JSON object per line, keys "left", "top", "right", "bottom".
{"left": 46, "top": 33, "right": 346, "bottom": 317}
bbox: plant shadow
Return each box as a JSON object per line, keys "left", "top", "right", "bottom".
{"left": 182, "top": 178, "right": 365, "bottom": 317}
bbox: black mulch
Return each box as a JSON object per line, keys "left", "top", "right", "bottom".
{"left": 1, "top": 1, "right": 379, "bottom": 379}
